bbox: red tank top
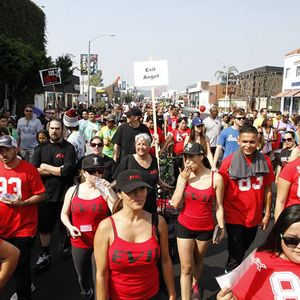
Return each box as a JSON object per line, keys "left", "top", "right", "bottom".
{"left": 108, "top": 216, "right": 160, "bottom": 300}
{"left": 71, "top": 192, "right": 109, "bottom": 249}
{"left": 178, "top": 172, "right": 216, "bottom": 231}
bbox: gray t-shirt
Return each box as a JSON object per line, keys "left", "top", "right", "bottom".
{"left": 203, "top": 116, "right": 222, "bottom": 147}
{"left": 17, "top": 117, "right": 43, "bottom": 149}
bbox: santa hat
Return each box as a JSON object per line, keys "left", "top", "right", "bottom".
{"left": 63, "top": 108, "right": 79, "bottom": 127}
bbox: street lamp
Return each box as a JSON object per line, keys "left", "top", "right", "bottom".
{"left": 87, "top": 34, "right": 115, "bottom": 107}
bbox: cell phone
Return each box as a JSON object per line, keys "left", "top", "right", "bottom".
{"left": 212, "top": 225, "right": 222, "bottom": 243}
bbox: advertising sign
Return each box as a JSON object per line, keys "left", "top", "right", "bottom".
{"left": 39, "top": 68, "right": 61, "bottom": 86}
{"left": 80, "top": 54, "right": 88, "bottom": 75}
{"left": 80, "top": 54, "right": 98, "bottom": 75}
{"left": 134, "top": 60, "right": 168, "bottom": 87}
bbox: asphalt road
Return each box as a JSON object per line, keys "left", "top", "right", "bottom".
{"left": 1, "top": 218, "right": 273, "bottom": 300}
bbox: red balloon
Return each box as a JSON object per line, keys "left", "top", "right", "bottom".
{"left": 199, "top": 105, "right": 206, "bottom": 112}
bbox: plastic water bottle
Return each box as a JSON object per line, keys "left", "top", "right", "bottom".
{"left": 95, "top": 178, "right": 109, "bottom": 197}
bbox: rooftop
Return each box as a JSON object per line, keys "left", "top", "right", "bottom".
{"left": 285, "top": 48, "right": 300, "bottom": 56}
{"left": 239, "top": 65, "right": 283, "bottom": 76}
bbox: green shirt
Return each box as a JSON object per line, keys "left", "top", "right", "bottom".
{"left": 98, "top": 125, "right": 117, "bottom": 158}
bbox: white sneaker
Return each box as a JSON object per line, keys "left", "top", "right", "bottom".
{"left": 10, "top": 283, "right": 36, "bottom": 300}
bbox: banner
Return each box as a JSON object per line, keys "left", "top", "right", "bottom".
{"left": 80, "top": 54, "right": 88, "bottom": 75}
{"left": 80, "top": 54, "right": 98, "bottom": 75}
{"left": 39, "top": 68, "right": 61, "bottom": 86}
{"left": 90, "top": 54, "right": 98, "bottom": 76}
{"left": 134, "top": 60, "right": 168, "bottom": 87}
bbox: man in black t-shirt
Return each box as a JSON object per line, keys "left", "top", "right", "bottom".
{"left": 112, "top": 107, "right": 151, "bottom": 163}
{"left": 32, "top": 118, "right": 76, "bottom": 271}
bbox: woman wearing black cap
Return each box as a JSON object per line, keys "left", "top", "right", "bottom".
{"left": 94, "top": 169, "right": 176, "bottom": 300}
{"left": 61, "top": 154, "right": 117, "bottom": 300}
{"left": 171, "top": 142, "right": 225, "bottom": 300}
{"left": 184, "top": 117, "right": 216, "bottom": 170}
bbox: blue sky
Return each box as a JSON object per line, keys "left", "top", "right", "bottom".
{"left": 32, "top": 0, "right": 300, "bottom": 90}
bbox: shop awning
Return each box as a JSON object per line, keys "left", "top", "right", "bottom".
{"left": 276, "top": 90, "right": 291, "bottom": 97}
{"left": 284, "top": 89, "right": 300, "bottom": 97}
{"left": 294, "top": 90, "right": 300, "bottom": 97}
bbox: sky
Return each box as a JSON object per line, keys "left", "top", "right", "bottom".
{"left": 32, "top": 0, "right": 300, "bottom": 91}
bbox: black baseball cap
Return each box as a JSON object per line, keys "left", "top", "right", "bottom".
{"left": 81, "top": 154, "right": 105, "bottom": 170}
{"left": 125, "top": 107, "right": 142, "bottom": 117}
{"left": 182, "top": 142, "right": 205, "bottom": 155}
{"left": 116, "top": 169, "right": 151, "bottom": 193}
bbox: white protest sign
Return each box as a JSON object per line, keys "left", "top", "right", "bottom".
{"left": 134, "top": 60, "right": 168, "bottom": 87}
{"left": 215, "top": 249, "right": 257, "bottom": 289}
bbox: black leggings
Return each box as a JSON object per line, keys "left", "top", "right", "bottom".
{"left": 71, "top": 246, "right": 95, "bottom": 293}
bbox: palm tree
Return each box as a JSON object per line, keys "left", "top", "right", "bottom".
{"left": 215, "top": 65, "right": 239, "bottom": 110}
{"left": 215, "top": 65, "right": 239, "bottom": 85}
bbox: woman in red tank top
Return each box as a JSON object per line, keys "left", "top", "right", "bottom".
{"left": 94, "top": 169, "right": 176, "bottom": 300}
{"left": 171, "top": 142, "right": 225, "bottom": 300}
{"left": 61, "top": 154, "right": 117, "bottom": 300}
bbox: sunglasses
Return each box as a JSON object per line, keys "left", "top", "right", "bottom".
{"left": 235, "top": 117, "right": 246, "bottom": 121}
{"left": 258, "top": 132, "right": 263, "bottom": 134}
{"left": 91, "top": 143, "right": 103, "bottom": 148}
{"left": 195, "top": 124, "right": 203, "bottom": 128}
{"left": 283, "top": 138, "right": 293, "bottom": 142}
{"left": 25, "top": 110, "right": 33, "bottom": 113}
{"left": 281, "top": 234, "right": 300, "bottom": 248}
{"left": 84, "top": 168, "right": 103, "bottom": 175}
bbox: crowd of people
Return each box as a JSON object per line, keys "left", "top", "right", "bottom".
{"left": 0, "top": 102, "right": 299, "bottom": 300}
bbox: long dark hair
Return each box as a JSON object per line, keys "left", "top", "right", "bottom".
{"left": 258, "top": 205, "right": 300, "bottom": 254}
{"left": 189, "top": 126, "right": 207, "bottom": 155}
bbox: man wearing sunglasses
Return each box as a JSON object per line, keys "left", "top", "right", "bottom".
{"left": 16, "top": 104, "right": 43, "bottom": 162}
{"left": 213, "top": 108, "right": 246, "bottom": 168}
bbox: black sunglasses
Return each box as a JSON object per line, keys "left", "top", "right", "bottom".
{"left": 25, "top": 109, "right": 33, "bottom": 113}
{"left": 283, "top": 138, "right": 293, "bottom": 142}
{"left": 91, "top": 143, "right": 103, "bottom": 148}
{"left": 280, "top": 234, "right": 300, "bottom": 248}
{"left": 84, "top": 168, "right": 103, "bottom": 175}
{"left": 235, "top": 117, "right": 246, "bottom": 121}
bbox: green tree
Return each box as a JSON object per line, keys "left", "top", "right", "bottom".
{"left": 0, "top": 0, "right": 48, "bottom": 112}
{"left": 55, "top": 54, "right": 75, "bottom": 82}
{"left": 90, "top": 70, "right": 103, "bottom": 87}
{"left": 0, "top": 35, "right": 51, "bottom": 113}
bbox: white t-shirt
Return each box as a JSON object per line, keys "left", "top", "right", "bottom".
{"left": 17, "top": 117, "right": 43, "bottom": 149}
{"left": 203, "top": 116, "right": 222, "bottom": 147}
{"left": 67, "top": 131, "right": 85, "bottom": 161}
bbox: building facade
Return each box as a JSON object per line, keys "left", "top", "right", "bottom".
{"left": 277, "top": 48, "right": 300, "bottom": 114}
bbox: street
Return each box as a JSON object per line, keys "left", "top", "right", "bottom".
{"left": 1, "top": 220, "right": 272, "bottom": 300}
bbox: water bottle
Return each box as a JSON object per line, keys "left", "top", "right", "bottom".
{"left": 95, "top": 178, "right": 109, "bottom": 197}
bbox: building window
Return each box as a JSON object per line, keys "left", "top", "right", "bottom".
{"left": 296, "top": 66, "right": 300, "bottom": 77}
{"left": 285, "top": 68, "right": 290, "bottom": 78}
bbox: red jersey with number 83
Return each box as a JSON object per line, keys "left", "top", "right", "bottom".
{"left": 219, "top": 153, "right": 274, "bottom": 227}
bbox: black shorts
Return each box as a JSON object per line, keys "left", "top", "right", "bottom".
{"left": 176, "top": 222, "right": 213, "bottom": 241}
{"left": 38, "top": 201, "right": 63, "bottom": 233}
